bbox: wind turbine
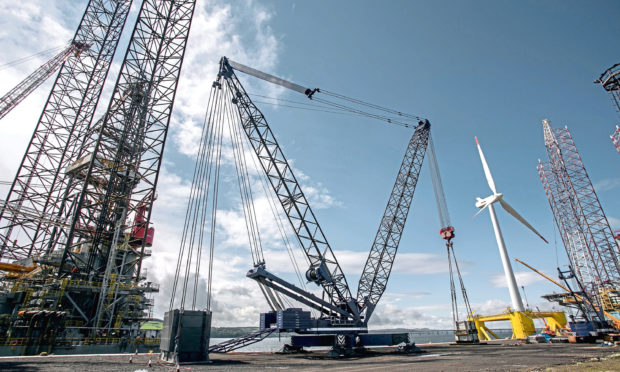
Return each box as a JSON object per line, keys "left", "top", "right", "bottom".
{"left": 474, "top": 137, "right": 548, "bottom": 312}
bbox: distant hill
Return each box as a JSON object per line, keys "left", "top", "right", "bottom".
{"left": 211, "top": 326, "right": 257, "bottom": 338}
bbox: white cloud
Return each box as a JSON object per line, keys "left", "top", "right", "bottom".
{"left": 369, "top": 302, "right": 453, "bottom": 329}
{"left": 472, "top": 298, "right": 511, "bottom": 315}
{"left": 384, "top": 291, "right": 431, "bottom": 300}
{"left": 170, "top": 0, "right": 283, "bottom": 158}
{"left": 490, "top": 270, "right": 547, "bottom": 288}
{"left": 594, "top": 177, "right": 620, "bottom": 193}
{"left": 607, "top": 216, "right": 620, "bottom": 230}
{"left": 0, "top": 2, "right": 76, "bottom": 183}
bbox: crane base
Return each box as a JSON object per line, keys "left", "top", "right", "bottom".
{"left": 160, "top": 309, "right": 211, "bottom": 363}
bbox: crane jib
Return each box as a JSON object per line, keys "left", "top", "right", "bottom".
{"left": 226, "top": 58, "right": 318, "bottom": 98}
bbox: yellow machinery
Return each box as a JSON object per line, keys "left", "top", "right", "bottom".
{"left": 515, "top": 258, "right": 620, "bottom": 329}
{"left": 470, "top": 309, "right": 567, "bottom": 340}
{"left": 0, "top": 262, "right": 38, "bottom": 279}
{"left": 468, "top": 258, "right": 577, "bottom": 340}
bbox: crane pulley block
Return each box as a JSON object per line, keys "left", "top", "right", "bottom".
{"left": 440, "top": 226, "right": 455, "bottom": 241}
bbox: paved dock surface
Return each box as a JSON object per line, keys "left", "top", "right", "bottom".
{"left": 0, "top": 341, "right": 619, "bottom": 371}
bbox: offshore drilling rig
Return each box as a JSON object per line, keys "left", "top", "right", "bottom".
{"left": 0, "top": 0, "right": 195, "bottom": 355}
{"left": 538, "top": 119, "right": 620, "bottom": 335}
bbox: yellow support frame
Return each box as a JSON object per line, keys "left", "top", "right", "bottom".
{"left": 470, "top": 310, "right": 566, "bottom": 340}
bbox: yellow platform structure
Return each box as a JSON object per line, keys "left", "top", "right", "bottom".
{"left": 470, "top": 309, "right": 567, "bottom": 340}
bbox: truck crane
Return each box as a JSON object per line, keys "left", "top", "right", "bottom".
{"left": 214, "top": 57, "right": 431, "bottom": 352}
{"left": 0, "top": 41, "right": 89, "bottom": 120}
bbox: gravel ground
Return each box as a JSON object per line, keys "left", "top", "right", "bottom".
{"left": 0, "top": 341, "right": 618, "bottom": 371}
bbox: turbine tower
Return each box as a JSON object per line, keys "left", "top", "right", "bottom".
{"left": 474, "top": 137, "right": 548, "bottom": 312}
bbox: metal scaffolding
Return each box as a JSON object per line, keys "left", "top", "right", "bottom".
{"left": 0, "top": 0, "right": 196, "bottom": 352}
{"left": 538, "top": 120, "right": 620, "bottom": 307}
{"left": 0, "top": 0, "right": 133, "bottom": 261}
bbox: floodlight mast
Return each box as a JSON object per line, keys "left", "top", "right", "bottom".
{"left": 218, "top": 57, "right": 430, "bottom": 327}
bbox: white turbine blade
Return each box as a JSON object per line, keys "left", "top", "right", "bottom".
{"left": 475, "top": 136, "right": 497, "bottom": 194}
{"left": 472, "top": 203, "right": 489, "bottom": 218}
{"left": 499, "top": 199, "right": 549, "bottom": 243}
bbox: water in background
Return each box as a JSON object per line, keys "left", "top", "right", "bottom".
{"left": 210, "top": 329, "right": 514, "bottom": 352}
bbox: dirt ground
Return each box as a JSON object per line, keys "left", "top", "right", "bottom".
{"left": 0, "top": 341, "right": 619, "bottom": 371}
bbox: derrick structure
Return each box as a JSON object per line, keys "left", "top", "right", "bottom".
{"left": 595, "top": 63, "right": 620, "bottom": 154}
{"left": 0, "top": 0, "right": 133, "bottom": 261}
{"left": 0, "top": 0, "right": 196, "bottom": 353}
{"left": 537, "top": 119, "right": 620, "bottom": 311}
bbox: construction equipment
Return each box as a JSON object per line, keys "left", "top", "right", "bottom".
{"left": 427, "top": 135, "right": 477, "bottom": 343}
{"left": 0, "top": 0, "right": 196, "bottom": 355}
{"left": 515, "top": 258, "right": 620, "bottom": 331}
{"left": 0, "top": 0, "right": 133, "bottom": 262}
{"left": 472, "top": 310, "right": 566, "bottom": 340}
{"left": 595, "top": 63, "right": 620, "bottom": 154}
{"left": 538, "top": 119, "right": 620, "bottom": 315}
{"left": 198, "top": 57, "right": 430, "bottom": 353}
{"left": 0, "top": 41, "right": 89, "bottom": 121}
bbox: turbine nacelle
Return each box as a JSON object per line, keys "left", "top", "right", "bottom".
{"left": 475, "top": 193, "right": 503, "bottom": 209}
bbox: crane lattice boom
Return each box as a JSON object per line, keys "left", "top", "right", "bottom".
{"left": 219, "top": 58, "right": 358, "bottom": 319}
{"left": 356, "top": 120, "right": 430, "bottom": 321}
{"left": 0, "top": 42, "right": 89, "bottom": 121}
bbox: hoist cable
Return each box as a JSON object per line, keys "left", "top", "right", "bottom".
{"left": 191, "top": 91, "right": 221, "bottom": 309}
{"left": 245, "top": 145, "right": 309, "bottom": 289}
{"left": 447, "top": 246, "right": 458, "bottom": 325}
{"left": 0, "top": 44, "right": 66, "bottom": 71}
{"left": 224, "top": 87, "right": 265, "bottom": 265}
{"left": 320, "top": 89, "right": 424, "bottom": 121}
{"left": 169, "top": 83, "right": 218, "bottom": 310}
{"left": 197, "top": 85, "right": 225, "bottom": 309}
{"left": 181, "top": 88, "right": 219, "bottom": 309}
{"left": 246, "top": 92, "right": 421, "bottom": 127}
{"left": 452, "top": 245, "right": 474, "bottom": 318}
{"left": 182, "top": 88, "right": 222, "bottom": 309}
{"left": 253, "top": 99, "right": 366, "bottom": 117}
{"left": 206, "top": 98, "right": 224, "bottom": 311}
{"left": 428, "top": 135, "right": 450, "bottom": 228}
{"left": 224, "top": 98, "right": 258, "bottom": 264}
{"left": 247, "top": 146, "right": 308, "bottom": 285}
{"left": 313, "top": 97, "right": 417, "bottom": 127}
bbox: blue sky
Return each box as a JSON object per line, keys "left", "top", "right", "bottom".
{"left": 0, "top": 0, "right": 618, "bottom": 329}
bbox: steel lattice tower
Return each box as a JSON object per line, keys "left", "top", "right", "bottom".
{"left": 0, "top": 0, "right": 133, "bottom": 261}
{"left": 0, "top": 0, "right": 195, "bottom": 345}
{"left": 538, "top": 120, "right": 620, "bottom": 297}
{"left": 50, "top": 0, "right": 196, "bottom": 331}
{"left": 596, "top": 63, "right": 620, "bottom": 154}
{"left": 612, "top": 126, "right": 620, "bottom": 155}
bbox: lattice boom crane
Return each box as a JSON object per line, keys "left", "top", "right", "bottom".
{"left": 217, "top": 57, "right": 431, "bottom": 329}
{"left": 0, "top": 41, "right": 89, "bottom": 121}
